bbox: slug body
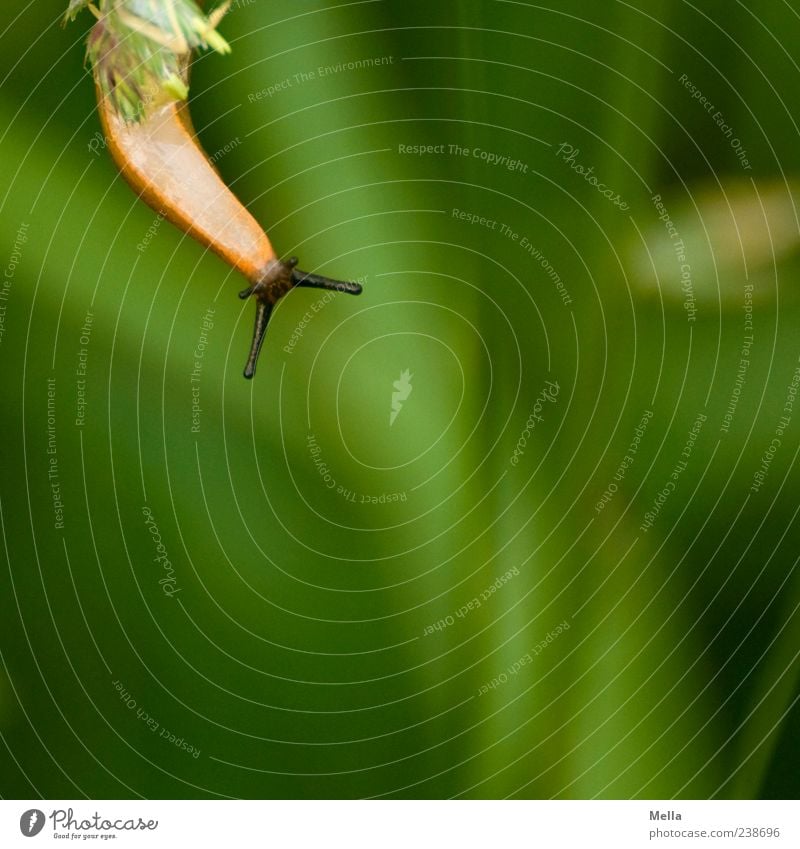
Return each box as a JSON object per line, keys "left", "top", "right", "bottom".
{"left": 99, "top": 97, "right": 275, "bottom": 282}
{"left": 96, "top": 87, "right": 361, "bottom": 377}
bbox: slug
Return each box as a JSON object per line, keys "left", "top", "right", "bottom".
{"left": 72, "top": 0, "right": 362, "bottom": 378}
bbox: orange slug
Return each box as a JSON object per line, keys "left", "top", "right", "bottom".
{"left": 85, "top": 7, "right": 361, "bottom": 378}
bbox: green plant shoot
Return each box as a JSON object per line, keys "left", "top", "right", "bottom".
{"left": 66, "top": 0, "right": 231, "bottom": 122}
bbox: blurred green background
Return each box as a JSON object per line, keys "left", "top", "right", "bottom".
{"left": 1, "top": 0, "right": 799, "bottom": 799}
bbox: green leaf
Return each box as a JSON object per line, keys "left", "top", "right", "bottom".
{"left": 64, "top": 0, "right": 93, "bottom": 23}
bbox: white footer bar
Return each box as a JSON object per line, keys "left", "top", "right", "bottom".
{"left": 3, "top": 800, "right": 798, "bottom": 848}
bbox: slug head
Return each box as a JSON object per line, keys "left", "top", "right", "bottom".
{"left": 239, "top": 257, "right": 363, "bottom": 379}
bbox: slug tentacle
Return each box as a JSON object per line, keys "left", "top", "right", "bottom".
{"left": 238, "top": 257, "right": 362, "bottom": 378}
{"left": 243, "top": 300, "right": 272, "bottom": 380}
{"left": 293, "top": 270, "right": 364, "bottom": 296}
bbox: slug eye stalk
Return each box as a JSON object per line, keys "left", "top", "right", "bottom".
{"left": 238, "top": 257, "right": 362, "bottom": 379}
